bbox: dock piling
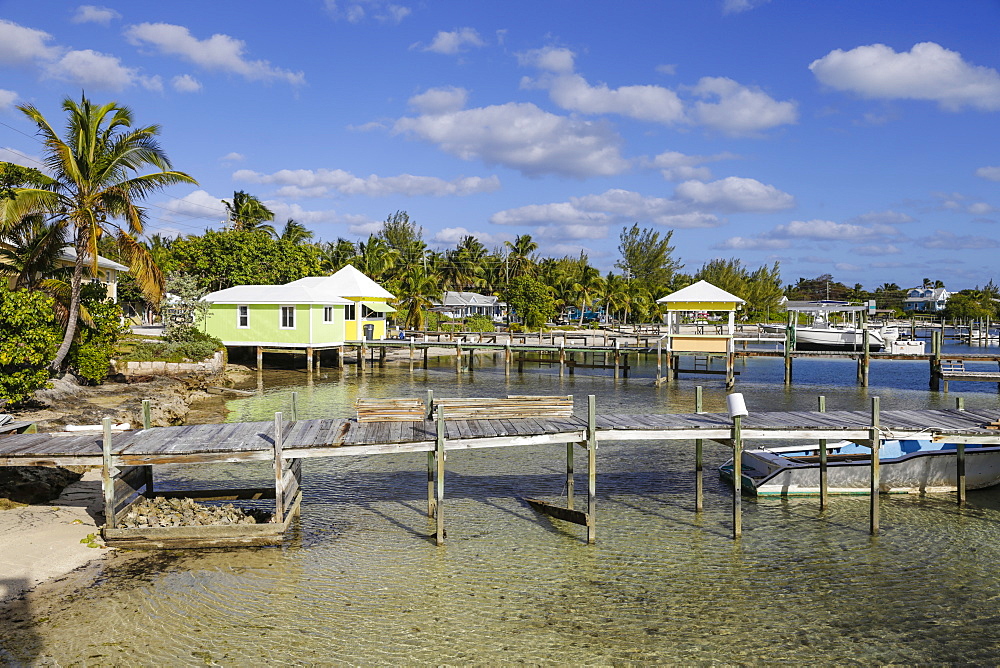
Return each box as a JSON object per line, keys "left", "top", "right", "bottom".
{"left": 435, "top": 406, "right": 446, "bottom": 545}
{"left": 587, "top": 395, "right": 597, "bottom": 544}
{"left": 695, "top": 385, "right": 703, "bottom": 512}
{"left": 818, "top": 395, "right": 828, "bottom": 510}
{"left": 102, "top": 417, "right": 115, "bottom": 530}
{"left": 869, "top": 397, "right": 880, "bottom": 536}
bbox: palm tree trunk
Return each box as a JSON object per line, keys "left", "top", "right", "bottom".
{"left": 50, "top": 242, "right": 85, "bottom": 371}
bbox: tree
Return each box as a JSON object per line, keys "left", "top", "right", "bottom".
{"left": 395, "top": 266, "right": 442, "bottom": 331}
{"left": 5, "top": 94, "right": 196, "bottom": 371}
{"left": 615, "top": 224, "right": 682, "bottom": 298}
{"left": 0, "top": 161, "right": 44, "bottom": 201}
{"left": 319, "top": 238, "right": 357, "bottom": 274}
{"left": 0, "top": 284, "right": 59, "bottom": 406}
{"left": 222, "top": 190, "right": 274, "bottom": 235}
{"left": 170, "top": 229, "right": 321, "bottom": 291}
{"left": 68, "top": 283, "right": 128, "bottom": 384}
{"left": 504, "top": 234, "right": 538, "bottom": 280}
{"left": 503, "top": 275, "right": 555, "bottom": 328}
{"left": 279, "top": 218, "right": 313, "bottom": 245}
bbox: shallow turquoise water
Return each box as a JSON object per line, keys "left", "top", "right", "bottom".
{"left": 6, "top": 350, "right": 1000, "bottom": 665}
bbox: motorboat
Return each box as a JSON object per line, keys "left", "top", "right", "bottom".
{"left": 720, "top": 439, "right": 1000, "bottom": 496}
{"left": 765, "top": 301, "right": 896, "bottom": 352}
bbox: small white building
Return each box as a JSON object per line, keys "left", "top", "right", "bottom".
{"left": 903, "top": 286, "right": 950, "bottom": 312}
{"left": 433, "top": 291, "right": 507, "bottom": 321}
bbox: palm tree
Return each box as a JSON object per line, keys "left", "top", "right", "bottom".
{"left": 504, "top": 234, "right": 538, "bottom": 280}
{"left": 4, "top": 94, "right": 196, "bottom": 370}
{"left": 319, "top": 238, "right": 357, "bottom": 274}
{"left": 572, "top": 263, "right": 606, "bottom": 325}
{"left": 351, "top": 235, "right": 399, "bottom": 280}
{"left": 222, "top": 190, "right": 274, "bottom": 235}
{"left": 0, "top": 211, "right": 67, "bottom": 289}
{"left": 395, "top": 265, "right": 443, "bottom": 330}
{"left": 279, "top": 218, "right": 313, "bottom": 245}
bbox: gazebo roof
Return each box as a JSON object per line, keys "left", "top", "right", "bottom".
{"left": 656, "top": 280, "right": 744, "bottom": 308}
{"left": 286, "top": 265, "right": 394, "bottom": 299}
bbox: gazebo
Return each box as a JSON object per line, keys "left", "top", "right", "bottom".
{"left": 656, "top": 280, "right": 745, "bottom": 387}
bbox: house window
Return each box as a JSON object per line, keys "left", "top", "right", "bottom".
{"left": 323, "top": 306, "right": 334, "bottom": 323}
{"left": 280, "top": 306, "right": 295, "bottom": 329}
{"left": 344, "top": 304, "right": 356, "bottom": 320}
{"left": 237, "top": 305, "right": 249, "bottom": 328}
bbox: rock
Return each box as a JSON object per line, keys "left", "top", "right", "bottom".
{"left": 117, "top": 496, "right": 272, "bottom": 528}
{"left": 0, "top": 467, "right": 84, "bottom": 505}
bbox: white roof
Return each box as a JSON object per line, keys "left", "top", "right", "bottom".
{"left": 656, "top": 280, "right": 744, "bottom": 305}
{"left": 204, "top": 284, "right": 352, "bottom": 305}
{"left": 286, "top": 264, "right": 394, "bottom": 299}
{"left": 59, "top": 246, "right": 129, "bottom": 272}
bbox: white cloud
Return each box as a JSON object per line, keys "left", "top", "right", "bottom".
{"left": 722, "top": 0, "right": 771, "bottom": 14}
{"left": 0, "top": 19, "right": 58, "bottom": 65}
{"left": 0, "top": 90, "right": 17, "bottom": 110}
{"left": 853, "top": 244, "right": 901, "bottom": 256}
{"left": 408, "top": 86, "right": 467, "bottom": 114}
{"left": 522, "top": 47, "right": 685, "bottom": 124}
{"left": 432, "top": 226, "right": 511, "bottom": 246}
{"left": 171, "top": 74, "right": 202, "bottom": 92}
{"left": 0, "top": 147, "right": 43, "bottom": 169}
{"left": 810, "top": 42, "right": 1000, "bottom": 111}
{"left": 646, "top": 150, "right": 736, "bottom": 181}
{"left": 689, "top": 76, "right": 798, "bottom": 135}
{"left": 44, "top": 49, "right": 150, "bottom": 91}
{"left": 348, "top": 220, "right": 384, "bottom": 235}
{"left": 769, "top": 219, "right": 894, "bottom": 240}
{"left": 422, "top": 28, "right": 485, "bottom": 55}
{"left": 71, "top": 5, "right": 121, "bottom": 25}
{"left": 655, "top": 64, "right": 677, "bottom": 76}
{"left": 394, "top": 99, "right": 629, "bottom": 178}
{"left": 917, "top": 230, "right": 1000, "bottom": 249}
{"left": 160, "top": 189, "right": 228, "bottom": 221}
{"left": 125, "top": 22, "right": 305, "bottom": 85}
{"left": 219, "top": 152, "right": 244, "bottom": 162}
{"left": 713, "top": 236, "right": 791, "bottom": 250}
{"left": 674, "top": 176, "right": 794, "bottom": 212}
{"left": 235, "top": 167, "right": 500, "bottom": 197}
{"left": 325, "top": 1, "right": 411, "bottom": 24}
{"left": 834, "top": 262, "right": 863, "bottom": 272}
{"left": 490, "top": 188, "right": 724, "bottom": 230}
{"left": 848, "top": 210, "right": 914, "bottom": 225}
{"left": 976, "top": 166, "right": 1000, "bottom": 182}
{"left": 968, "top": 202, "right": 997, "bottom": 215}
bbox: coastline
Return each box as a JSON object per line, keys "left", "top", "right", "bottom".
{"left": 0, "top": 370, "right": 239, "bottom": 608}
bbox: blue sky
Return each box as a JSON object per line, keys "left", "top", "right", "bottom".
{"left": 2, "top": 0, "right": 999, "bottom": 290}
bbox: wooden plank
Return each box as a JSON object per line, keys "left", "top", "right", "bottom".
{"left": 524, "top": 498, "right": 590, "bottom": 526}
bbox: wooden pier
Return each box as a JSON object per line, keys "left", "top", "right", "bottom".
{"left": 1, "top": 393, "right": 998, "bottom": 547}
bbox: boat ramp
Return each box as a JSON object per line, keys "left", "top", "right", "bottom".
{"left": 0, "top": 392, "right": 997, "bottom": 549}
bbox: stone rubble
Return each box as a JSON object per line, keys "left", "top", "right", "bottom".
{"left": 117, "top": 496, "right": 272, "bottom": 528}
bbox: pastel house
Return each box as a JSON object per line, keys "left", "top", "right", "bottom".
{"left": 203, "top": 265, "right": 395, "bottom": 368}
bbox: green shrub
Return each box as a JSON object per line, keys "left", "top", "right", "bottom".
{"left": 0, "top": 285, "right": 59, "bottom": 406}
{"left": 507, "top": 322, "right": 523, "bottom": 333}
{"left": 465, "top": 315, "right": 495, "bottom": 332}
{"left": 119, "top": 332, "right": 222, "bottom": 364}
{"left": 69, "top": 284, "right": 129, "bottom": 384}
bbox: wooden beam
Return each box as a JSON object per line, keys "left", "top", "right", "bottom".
{"left": 435, "top": 407, "right": 445, "bottom": 545}
{"left": 524, "top": 498, "right": 590, "bottom": 526}
{"left": 102, "top": 417, "right": 115, "bottom": 530}
{"left": 587, "top": 395, "right": 596, "bottom": 544}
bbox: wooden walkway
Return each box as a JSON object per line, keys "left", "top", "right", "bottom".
{"left": 3, "top": 407, "right": 999, "bottom": 468}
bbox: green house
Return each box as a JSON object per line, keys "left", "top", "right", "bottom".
{"left": 203, "top": 266, "right": 396, "bottom": 365}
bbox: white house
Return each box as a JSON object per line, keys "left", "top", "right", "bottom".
{"left": 903, "top": 286, "right": 950, "bottom": 312}
{"left": 432, "top": 291, "right": 507, "bottom": 321}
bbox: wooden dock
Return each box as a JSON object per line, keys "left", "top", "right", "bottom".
{"left": 1, "top": 393, "right": 998, "bottom": 547}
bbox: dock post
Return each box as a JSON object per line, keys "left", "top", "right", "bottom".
{"left": 423, "top": 346, "right": 429, "bottom": 369}
{"left": 695, "top": 386, "right": 704, "bottom": 512}
{"left": 140, "top": 399, "right": 154, "bottom": 495}
{"left": 732, "top": 413, "right": 743, "bottom": 539}
{"left": 426, "top": 390, "right": 436, "bottom": 517}
{"left": 504, "top": 341, "right": 511, "bottom": 376}
{"left": 337, "top": 345, "right": 344, "bottom": 369}
{"left": 559, "top": 340, "right": 565, "bottom": 377}
{"left": 587, "top": 395, "right": 597, "bottom": 544}
{"left": 930, "top": 331, "right": 942, "bottom": 389}
{"left": 290, "top": 392, "right": 298, "bottom": 421}
{"left": 783, "top": 311, "right": 794, "bottom": 384}
{"left": 379, "top": 346, "right": 386, "bottom": 368}
{"left": 566, "top": 441, "right": 575, "bottom": 510}
{"left": 306, "top": 347, "right": 314, "bottom": 370}
{"left": 435, "top": 407, "right": 446, "bottom": 546}
{"left": 869, "top": 397, "right": 880, "bottom": 536}
{"left": 101, "top": 417, "right": 116, "bottom": 530}
{"left": 256, "top": 346, "right": 263, "bottom": 371}
{"left": 818, "top": 395, "right": 828, "bottom": 510}
{"left": 455, "top": 341, "right": 462, "bottom": 373}
{"left": 656, "top": 340, "right": 662, "bottom": 385}
{"left": 273, "top": 411, "right": 285, "bottom": 524}
{"left": 614, "top": 340, "right": 620, "bottom": 379}
{"left": 861, "top": 327, "right": 871, "bottom": 387}
{"left": 409, "top": 341, "right": 415, "bottom": 372}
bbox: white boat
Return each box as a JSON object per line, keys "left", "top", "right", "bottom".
{"left": 766, "top": 301, "right": 896, "bottom": 352}
{"left": 720, "top": 439, "right": 1000, "bottom": 496}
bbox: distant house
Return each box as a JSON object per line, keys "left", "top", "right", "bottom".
{"left": 203, "top": 265, "right": 396, "bottom": 361}
{"left": 432, "top": 291, "right": 506, "bottom": 321}
{"left": 903, "top": 286, "right": 950, "bottom": 312}
{"left": 1, "top": 242, "right": 128, "bottom": 302}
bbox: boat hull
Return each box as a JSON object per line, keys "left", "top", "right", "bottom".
{"left": 720, "top": 440, "right": 1000, "bottom": 496}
